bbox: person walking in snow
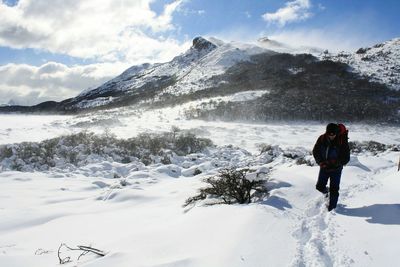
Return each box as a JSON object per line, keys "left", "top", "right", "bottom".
{"left": 313, "top": 123, "right": 350, "bottom": 211}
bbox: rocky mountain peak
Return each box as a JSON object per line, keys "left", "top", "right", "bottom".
{"left": 192, "top": 36, "right": 217, "bottom": 51}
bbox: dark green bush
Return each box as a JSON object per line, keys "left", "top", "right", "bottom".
{"left": 184, "top": 168, "right": 269, "bottom": 207}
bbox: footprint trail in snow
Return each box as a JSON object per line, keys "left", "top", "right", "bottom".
{"left": 291, "top": 196, "right": 354, "bottom": 267}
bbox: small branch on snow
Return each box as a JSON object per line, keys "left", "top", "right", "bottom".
{"left": 58, "top": 243, "right": 106, "bottom": 264}
{"left": 35, "top": 248, "right": 53, "bottom": 255}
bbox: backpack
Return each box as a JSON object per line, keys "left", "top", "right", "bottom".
{"left": 337, "top": 123, "right": 348, "bottom": 145}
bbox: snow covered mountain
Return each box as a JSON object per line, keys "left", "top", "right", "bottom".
{"left": 323, "top": 38, "right": 400, "bottom": 90}
{"left": 62, "top": 36, "right": 268, "bottom": 110}
{"left": 1, "top": 36, "right": 399, "bottom": 123}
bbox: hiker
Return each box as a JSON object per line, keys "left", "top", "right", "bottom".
{"left": 312, "top": 123, "right": 350, "bottom": 211}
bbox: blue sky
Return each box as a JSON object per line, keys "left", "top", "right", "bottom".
{"left": 0, "top": 0, "right": 399, "bottom": 105}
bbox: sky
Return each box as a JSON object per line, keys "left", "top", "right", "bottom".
{"left": 0, "top": 0, "right": 399, "bottom": 106}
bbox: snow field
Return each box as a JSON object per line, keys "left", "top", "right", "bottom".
{"left": 0, "top": 108, "right": 399, "bottom": 267}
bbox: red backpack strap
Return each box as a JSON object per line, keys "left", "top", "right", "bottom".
{"left": 337, "top": 123, "right": 348, "bottom": 145}
{"left": 338, "top": 124, "right": 346, "bottom": 134}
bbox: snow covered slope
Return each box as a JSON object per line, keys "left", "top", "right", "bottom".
{"left": 162, "top": 38, "right": 266, "bottom": 96}
{"left": 324, "top": 38, "right": 400, "bottom": 90}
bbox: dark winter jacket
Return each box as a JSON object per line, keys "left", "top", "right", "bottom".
{"left": 312, "top": 134, "right": 350, "bottom": 171}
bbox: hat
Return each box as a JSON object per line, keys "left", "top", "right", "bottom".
{"left": 326, "top": 123, "right": 339, "bottom": 135}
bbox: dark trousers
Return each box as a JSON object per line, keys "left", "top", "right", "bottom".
{"left": 316, "top": 168, "right": 342, "bottom": 210}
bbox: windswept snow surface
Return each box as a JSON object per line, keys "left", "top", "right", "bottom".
{"left": 0, "top": 107, "right": 399, "bottom": 267}
{"left": 0, "top": 114, "right": 73, "bottom": 145}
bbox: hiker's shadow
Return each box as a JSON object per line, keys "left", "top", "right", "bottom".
{"left": 336, "top": 204, "right": 400, "bottom": 225}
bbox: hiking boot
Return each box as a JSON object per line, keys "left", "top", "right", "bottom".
{"left": 327, "top": 199, "right": 337, "bottom": 212}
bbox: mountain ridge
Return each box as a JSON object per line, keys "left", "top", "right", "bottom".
{"left": 323, "top": 38, "right": 400, "bottom": 90}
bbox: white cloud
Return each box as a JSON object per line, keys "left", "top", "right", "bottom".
{"left": 0, "top": 0, "right": 195, "bottom": 106}
{"left": 262, "top": 0, "right": 312, "bottom": 27}
{"left": 0, "top": 61, "right": 132, "bottom": 105}
{"left": 268, "top": 28, "right": 377, "bottom": 52}
{"left": 209, "top": 23, "right": 380, "bottom": 54}
{"left": 178, "top": 8, "right": 205, "bottom": 16}
{"left": 0, "top": 0, "right": 189, "bottom": 63}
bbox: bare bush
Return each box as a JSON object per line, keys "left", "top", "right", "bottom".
{"left": 184, "top": 168, "right": 269, "bottom": 207}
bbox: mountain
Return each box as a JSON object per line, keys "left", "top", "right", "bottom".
{"left": 1, "top": 37, "right": 399, "bottom": 123}
{"left": 60, "top": 36, "right": 266, "bottom": 111}
{"left": 323, "top": 38, "right": 400, "bottom": 90}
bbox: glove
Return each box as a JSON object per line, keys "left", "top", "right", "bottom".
{"left": 319, "top": 161, "right": 328, "bottom": 169}
{"left": 328, "top": 159, "right": 340, "bottom": 169}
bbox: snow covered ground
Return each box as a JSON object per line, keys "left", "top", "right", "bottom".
{"left": 0, "top": 105, "right": 399, "bottom": 267}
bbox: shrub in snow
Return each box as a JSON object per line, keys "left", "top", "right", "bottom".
{"left": 0, "top": 130, "right": 213, "bottom": 172}
{"left": 170, "top": 125, "right": 181, "bottom": 139}
{"left": 257, "top": 143, "right": 281, "bottom": 156}
{"left": 0, "top": 146, "right": 13, "bottom": 158}
{"left": 295, "top": 157, "right": 314, "bottom": 166}
{"left": 349, "top": 141, "right": 400, "bottom": 155}
{"left": 193, "top": 168, "right": 202, "bottom": 176}
{"left": 184, "top": 167, "right": 269, "bottom": 207}
{"left": 282, "top": 147, "right": 314, "bottom": 166}
{"left": 160, "top": 154, "right": 172, "bottom": 165}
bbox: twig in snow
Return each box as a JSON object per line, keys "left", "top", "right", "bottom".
{"left": 57, "top": 243, "right": 106, "bottom": 264}
{"left": 35, "top": 248, "right": 53, "bottom": 255}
